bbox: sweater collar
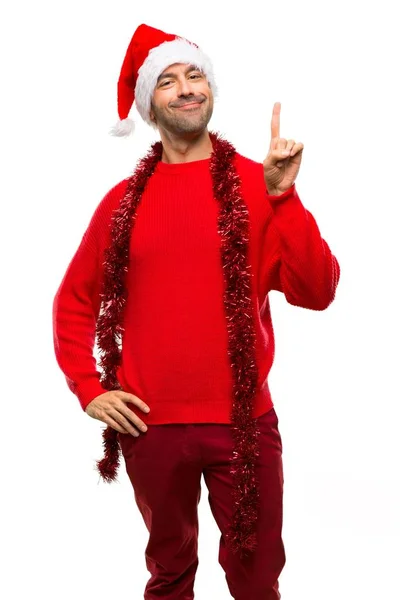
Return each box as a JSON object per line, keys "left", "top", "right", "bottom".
{"left": 155, "top": 156, "right": 211, "bottom": 175}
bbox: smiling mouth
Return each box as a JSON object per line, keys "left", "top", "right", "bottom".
{"left": 176, "top": 101, "right": 203, "bottom": 109}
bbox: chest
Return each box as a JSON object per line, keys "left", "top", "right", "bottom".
{"left": 128, "top": 183, "right": 223, "bottom": 264}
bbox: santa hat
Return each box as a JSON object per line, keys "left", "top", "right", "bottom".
{"left": 110, "top": 23, "right": 219, "bottom": 137}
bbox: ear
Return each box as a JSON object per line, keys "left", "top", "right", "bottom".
{"left": 149, "top": 101, "right": 156, "bottom": 122}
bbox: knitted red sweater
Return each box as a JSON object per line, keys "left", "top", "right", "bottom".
{"left": 52, "top": 151, "right": 340, "bottom": 424}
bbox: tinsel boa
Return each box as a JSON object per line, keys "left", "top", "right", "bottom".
{"left": 94, "top": 131, "right": 261, "bottom": 557}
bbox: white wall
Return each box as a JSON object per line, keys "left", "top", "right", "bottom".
{"left": 1, "top": 1, "right": 412, "bottom": 599}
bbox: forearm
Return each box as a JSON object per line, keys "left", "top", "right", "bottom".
{"left": 265, "top": 184, "right": 341, "bottom": 309}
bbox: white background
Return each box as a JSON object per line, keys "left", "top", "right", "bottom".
{"left": 1, "top": 1, "right": 413, "bottom": 599}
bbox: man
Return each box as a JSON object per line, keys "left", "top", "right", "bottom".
{"left": 52, "top": 23, "right": 340, "bottom": 600}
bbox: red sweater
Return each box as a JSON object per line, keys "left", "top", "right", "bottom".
{"left": 52, "top": 151, "right": 340, "bottom": 424}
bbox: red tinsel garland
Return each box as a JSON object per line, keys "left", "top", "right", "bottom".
{"left": 94, "top": 131, "right": 261, "bottom": 557}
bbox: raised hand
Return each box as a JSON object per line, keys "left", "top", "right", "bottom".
{"left": 263, "top": 102, "right": 304, "bottom": 195}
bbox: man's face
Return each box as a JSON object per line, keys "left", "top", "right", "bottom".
{"left": 149, "top": 63, "right": 214, "bottom": 134}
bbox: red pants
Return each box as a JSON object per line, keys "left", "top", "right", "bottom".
{"left": 119, "top": 406, "right": 286, "bottom": 599}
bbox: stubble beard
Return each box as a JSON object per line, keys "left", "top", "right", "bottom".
{"left": 152, "top": 99, "right": 213, "bottom": 134}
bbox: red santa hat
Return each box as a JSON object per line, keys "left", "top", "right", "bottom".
{"left": 110, "top": 23, "right": 219, "bottom": 136}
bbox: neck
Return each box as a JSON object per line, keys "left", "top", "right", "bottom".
{"left": 159, "top": 129, "right": 213, "bottom": 164}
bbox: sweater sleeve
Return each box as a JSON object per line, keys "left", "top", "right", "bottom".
{"left": 52, "top": 182, "right": 125, "bottom": 411}
{"left": 261, "top": 183, "right": 341, "bottom": 310}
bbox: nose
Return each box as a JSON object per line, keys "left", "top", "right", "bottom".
{"left": 177, "top": 76, "right": 194, "bottom": 98}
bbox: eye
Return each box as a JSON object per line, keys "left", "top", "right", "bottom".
{"left": 161, "top": 74, "right": 201, "bottom": 87}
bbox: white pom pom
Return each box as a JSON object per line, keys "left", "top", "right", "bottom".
{"left": 109, "top": 118, "right": 135, "bottom": 137}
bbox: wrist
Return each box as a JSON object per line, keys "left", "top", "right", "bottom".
{"left": 267, "top": 188, "right": 284, "bottom": 197}
{"left": 267, "top": 184, "right": 294, "bottom": 197}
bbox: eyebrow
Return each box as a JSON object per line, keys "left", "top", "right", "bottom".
{"left": 157, "top": 64, "right": 202, "bottom": 83}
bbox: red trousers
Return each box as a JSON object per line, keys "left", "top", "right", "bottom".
{"left": 119, "top": 406, "right": 286, "bottom": 599}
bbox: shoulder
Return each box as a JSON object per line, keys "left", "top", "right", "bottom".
{"left": 233, "top": 152, "right": 266, "bottom": 187}
{"left": 90, "top": 178, "right": 129, "bottom": 222}
{"left": 84, "top": 178, "right": 129, "bottom": 247}
{"left": 100, "top": 178, "right": 129, "bottom": 210}
{"left": 232, "top": 151, "right": 274, "bottom": 225}
{"left": 233, "top": 151, "right": 262, "bottom": 171}
{"left": 233, "top": 151, "right": 268, "bottom": 200}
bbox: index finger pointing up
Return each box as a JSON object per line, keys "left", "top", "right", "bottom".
{"left": 271, "top": 102, "right": 281, "bottom": 141}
